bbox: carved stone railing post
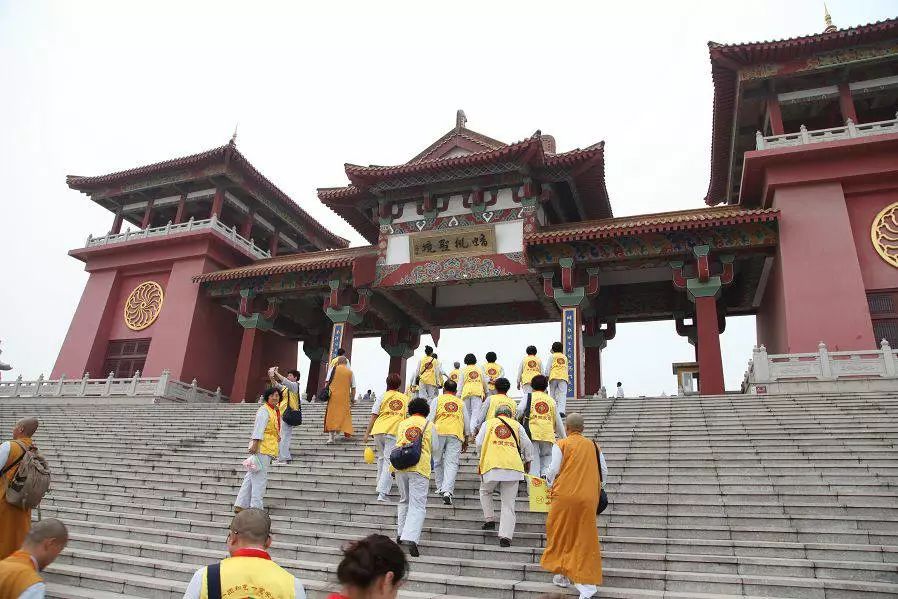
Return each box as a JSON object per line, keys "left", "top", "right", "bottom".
{"left": 81, "top": 372, "right": 90, "bottom": 396}
{"left": 846, "top": 118, "right": 858, "bottom": 138}
{"left": 189, "top": 379, "right": 198, "bottom": 402}
{"left": 103, "top": 371, "right": 114, "bottom": 396}
{"left": 13, "top": 375, "right": 22, "bottom": 396}
{"left": 799, "top": 124, "right": 810, "bottom": 144}
{"left": 156, "top": 369, "right": 171, "bottom": 397}
{"left": 129, "top": 371, "right": 141, "bottom": 396}
{"left": 34, "top": 374, "right": 44, "bottom": 396}
{"left": 755, "top": 131, "right": 765, "bottom": 150}
{"left": 882, "top": 339, "right": 896, "bottom": 377}
{"left": 752, "top": 345, "right": 771, "bottom": 383}
{"left": 214, "top": 387, "right": 222, "bottom": 403}
{"left": 57, "top": 375, "right": 65, "bottom": 397}
{"left": 818, "top": 342, "right": 833, "bottom": 380}
{"left": 187, "top": 216, "right": 195, "bottom": 231}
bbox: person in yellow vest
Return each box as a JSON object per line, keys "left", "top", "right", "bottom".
{"left": 234, "top": 387, "right": 281, "bottom": 512}
{"left": 0, "top": 417, "right": 39, "bottom": 560}
{"left": 448, "top": 361, "right": 462, "bottom": 387}
{"left": 0, "top": 518, "right": 67, "bottom": 599}
{"left": 517, "top": 375, "right": 567, "bottom": 478}
{"left": 472, "top": 378, "right": 518, "bottom": 434}
{"left": 184, "top": 508, "right": 307, "bottom": 598}
{"left": 542, "top": 413, "right": 606, "bottom": 598}
{"left": 476, "top": 405, "right": 533, "bottom": 547}
{"left": 544, "top": 341, "right": 570, "bottom": 417}
{"left": 460, "top": 353, "right": 487, "bottom": 441}
{"left": 481, "top": 352, "right": 504, "bottom": 396}
{"left": 517, "top": 345, "right": 543, "bottom": 395}
{"left": 427, "top": 379, "right": 467, "bottom": 506}
{"left": 414, "top": 346, "right": 442, "bottom": 401}
{"left": 363, "top": 373, "right": 409, "bottom": 502}
{"left": 269, "top": 367, "right": 306, "bottom": 464}
{"left": 393, "top": 398, "right": 437, "bottom": 557}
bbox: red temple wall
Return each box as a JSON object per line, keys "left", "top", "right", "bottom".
{"left": 845, "top": 182, "right": 898, "bottom": 292}
{"left": 755, "top": 259, "right": 788, "bottom": 353}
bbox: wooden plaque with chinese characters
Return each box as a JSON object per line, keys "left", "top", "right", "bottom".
{"left": 409, "top": 225, "right": 497, "bottom": 261}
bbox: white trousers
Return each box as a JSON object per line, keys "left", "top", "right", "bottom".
{"left": 521, "top": 383, "right": 533, "bottom": 396}
{"left": 420, "top": 384, "right": 440, "bottom": 400}
{"left": 433, "top": 435, "right": 462, "bottom": 494}
{"left": 549, "top": 379, "right": 569, "bottom": 415}
{"left": 235, "top": 454, "right": 271, "bottom": 509}
{"left": 462, "top": 395, "right": 483, "bottom": 436}
{"left": 530, "top": 440, "right": 555, "bottom": 478}
{"left": 396, "top": 472, "right": 429, "bottom": 543}
{"left": 479, "top": 479, "right": 519, "bottom": 539}
{"left": 278, "top": 421, "right": 294, "bottom": 461}
{"left": 374, "top": 434, "right": 396, "bottom": 495}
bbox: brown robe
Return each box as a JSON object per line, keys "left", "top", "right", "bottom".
{"left": 324, "top": 365, "right": 354, "bottom": 436}
{"left": 0, "top": 438, "right": 33, "bottom": 560}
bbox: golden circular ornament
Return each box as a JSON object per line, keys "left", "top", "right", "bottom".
{"left": 871, "top": 202, "right": 898, "bottom": 269}
{"left": 123, "top": 281, "right": 164, "bottom": 331}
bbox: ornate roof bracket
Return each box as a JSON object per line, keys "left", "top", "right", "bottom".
{"left": 670, "top": 245, "right": 735, "bottom": 301}
{"left": 237, "top": 288, "right": 281, "bottom": 331}
{"left": 542, "top": 259, "right": 600, "bottom": 308}
{"left": 324, "top": 280, "right": 371, "bottom": 326}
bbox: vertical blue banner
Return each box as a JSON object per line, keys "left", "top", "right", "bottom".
{"left": 329, "top": 323, "right": 344, "bottom": 362}
{"left": 563, "top": 308, "right": 577, "bottom": 398}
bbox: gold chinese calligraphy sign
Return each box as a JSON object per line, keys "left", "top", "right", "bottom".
{"left": 409, "top": 225, "right": 497, "bottom": 261}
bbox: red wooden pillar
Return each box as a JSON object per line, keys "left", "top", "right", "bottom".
{"left": 766, "top": 95, "right": 785, "bottom": 135}
{"left": 303, "top": 344, "right": 325, "bottom": 398}
{"left": 173, "top": 194, "right": 187, "bottom": 224}
{"left": 695, "top": 295, "right": 724, "bottom": 395}
{"left": 211, "top": 188, "right": 224, "bottom": 219}
{"left": 110, "top": 209, "right": 124, "bottom": 234}
{"left": 140, "top": 199, "right": 155, "bottom": 229}
{"left": 241, "top": 209, "right": 255, "bottom": 239}
{"left": 269, "top": 229, "right": 279, "bottom": 257}
{"left": 584, "top": 346, "right": 600, "bottom": 396}
{"left": 231, "top": 328, "right": 265, "bottom": 403}
{"left": 389, "top": 355, "right": 408, "bottom": 387}
{"left": 838, "top": 82, "right": 858, "bottom": 124}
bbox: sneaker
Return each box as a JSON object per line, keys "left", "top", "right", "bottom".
{"left": 377, "top": 493, "right": 389, "bottom": 502}
{"left": 442, "top": 492, "right": 453, "bottom": 506}
{"left": 499, "top": 537, "right": 511, "bottom": 547}
{"left": 406, "top": 541, "right": 420, "bottom": 557}
{"left": 553, "top": 574, "right": 571, "bottom": 588}
{"left": 482, "top": 521, "right": 496, "bottom": 531}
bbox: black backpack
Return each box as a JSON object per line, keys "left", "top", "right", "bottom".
{"left": 390, "top": 423, "right": 430, "bottom": 470}
{"left": 518, "top": 393, "right": 533, "bottom": 438}
{"left": 282, "top": 394, "right": 302, "bottom": 426}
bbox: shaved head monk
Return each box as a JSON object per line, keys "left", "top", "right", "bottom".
{"left": 184, "top": 508, "right": 307, "bottom": 598}
{"left": 0, "top": 517, "right": 68, "bottom": 597}
{"left": 1, "top": 417, "right": 39, "bottom": 559}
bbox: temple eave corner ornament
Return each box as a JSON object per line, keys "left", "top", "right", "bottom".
{"left": 124, "top": 281, "right": 164, "bottom": 331}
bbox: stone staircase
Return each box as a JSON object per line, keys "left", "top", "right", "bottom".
{"left": 1, "top": 391, "right": 897, "bottom": 598}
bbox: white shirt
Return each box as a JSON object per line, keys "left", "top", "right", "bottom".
{"left": 183, "top": 559, "right": 307, "bottom": 599}
{"left": 251, "top": 405, "right": 272, "bottom": 440}
{"left": 546, "top": 442, "right": 608, "bottom": 486}
{"left": 475, "top": 419, "right": 534, "bottom": 482}
{"left": 0, "top": 441, "right": 10, "bottom": 469}
{"left": 615, "top": 386, "right": 624, "bottom": 398}
{"left": 18, "top": 582, "right": 46, "bottom": 599}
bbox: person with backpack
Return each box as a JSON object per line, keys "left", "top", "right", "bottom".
{"left": 269, "top": 367, "right": 306, "bottom": 464}
{"left": 184, "top": 509, "right": 307, "bottom": 598}
{"left": 476, "top": 405, "right": 533, "bottom": 547}
{"left": 427, "top": 379, "right": 467, "bottom": 506}
{"left": 0, "top": 417, "right": 47, "bottom": 560}
{"left": 517, "top": 375, "right": 566, "bottom": 478}
{"left": 413, "top": 346, "right": 442, "bottom": 401}
{"left": 391, "top": 398, "right": 437, "bottom": 557}
{"left": 0, "top": 518, "right": 68, "bottom": 598}
{"left": 362, "top": 373, "right": 409, "bottom": 502}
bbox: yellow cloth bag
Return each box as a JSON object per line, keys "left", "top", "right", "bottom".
{"left": 363, "top": 446, "right": 375, "bottom": 464}
{"left": 528, "top": 475, "right": 552, "bottom": 512}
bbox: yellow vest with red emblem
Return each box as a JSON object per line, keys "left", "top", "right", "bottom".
{"left": 199, "top": 555, "right": 296, "bottom": 599}
{"left": 520, "top": 355, "right": 543, "bottom": 385}
{"left": 278, "top": 387, "right": 299, "bottom": 414}
{"left": 394, "top": 415, "right": 433, "bottom": 478}
{"left": 461, "top": 365, "right": 485, "bottom": 398}
{"left": 482, "top": 362, "right": 504, "bottom": 391}
{"left": 484, "top": 394, "right": 517, "bottom": 421}
{"left": 528, "top": 391, "right": 557, "bottom": 443}
{"left": 418, "top": 356, "right": 440, "bottom": 386}
{"left": 259, "top": 404, "right": 281, "bottom": 457}
{"left": 548, "top": 352, "right": 569, "bottom": 382}
{"left": 0, "top": 551, "right": 42, "bottom": 599}
{"left": 434, "top": 393, "right": 464, "bottom": 440}
{"left": 371, "top": 390, "right": 409, "bottom": 437}
{"left": 479, "top": 417, "right": 525, "bottom": 475}
{"left": 448, "top": 369, "right": 461, "bottom": 385}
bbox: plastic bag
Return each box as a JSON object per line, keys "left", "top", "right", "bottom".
{"left": 527, "top": 475, "right": 551, "bottom": 512}
{"left": 364, "top": 446, "right": 375, "bottom": 464}
{"left": 243, "top": 455, "right": 262, "bottom": 472}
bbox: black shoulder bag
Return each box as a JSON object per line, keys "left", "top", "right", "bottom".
{"left": 282, "top": 388, "right": 302, "bottom": 426}
{"left": 594, "top": 441, "right": 609, "bottom": 514}
{"left": 318, "top": 365, "right": 337, "bottom": 402}
{"left": 518, "top": 393, "right": 532, "bottom": 438}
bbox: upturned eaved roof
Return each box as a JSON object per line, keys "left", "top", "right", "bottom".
{"left": 68, "top": 140, "right": 348, "bottom": 250}
{"left": 704, "top": 17, "right": 898, "bottom": 205}
{"left": 525, "top": 206, "right": 778, "bottom": 245}
{"left": 193, "top": 245, "right": 377, "bottom": 283}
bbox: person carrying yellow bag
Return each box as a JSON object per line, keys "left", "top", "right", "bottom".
{"left": 362, "top": 373, "right": 409, "bottom": 502}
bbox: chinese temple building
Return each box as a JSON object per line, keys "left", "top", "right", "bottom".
{"left": 52, "top": 16, "right": 898, "bottom": 402}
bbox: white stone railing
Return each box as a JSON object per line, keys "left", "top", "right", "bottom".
{"left": 756, "top": 113, "right": 898, "bottom": 150}
{"left": 0, "top": 370, "right": 226, "bottom": 403}
{"left": 85, "top": 215, "right": 271, "bottom": 260}
{"left": 744, "top": 340, "right": 898, "bottom": 388}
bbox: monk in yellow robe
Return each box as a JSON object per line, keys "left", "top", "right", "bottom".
{"left": 0, "top": 417, "right": 39, "bottom": 560}
{"left": 541, "top": 413, "right": 605, "bottom": 597}
{"left": 324, "top": 356, "right": 355, "bottom": 443}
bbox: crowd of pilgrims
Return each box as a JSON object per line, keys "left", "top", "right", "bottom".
{"left": 225, "top": 342, "right": 607, "bottom": 598}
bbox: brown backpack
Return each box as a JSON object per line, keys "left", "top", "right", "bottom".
{"left": 2, "top": 441, "right": 51, "bottom": 509}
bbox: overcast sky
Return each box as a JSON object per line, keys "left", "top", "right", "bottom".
{"left": 1, "top": 1, "right": 894, "bottom": 396}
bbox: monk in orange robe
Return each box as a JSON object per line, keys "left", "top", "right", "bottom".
{"left": 0, "top": 417, "right": 39, "bottom": 559}
{"left": 540, "top": 413, "right": 605, "bottom": 598}
{"left": 324, "top": 357, "right": 356, "bottom": 443}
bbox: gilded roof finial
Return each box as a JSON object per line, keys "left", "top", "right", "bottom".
{"left": 230, "top": 123, "right": 239, "bottom": 145}
{"left": 456, "top": 110, "right": 467, "bottom": 130}
{"left": 823, "top": 3, "right": 837, "bottom": 33}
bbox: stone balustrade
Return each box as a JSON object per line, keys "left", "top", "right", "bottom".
{"left": 755, "top": 113, "right": 898, "bottom": 150}
{"left": 0, "top": 370, "right": 226, "bottom": 403}
{"left": 84, "top": 215, "right": 271, "bottom": 260}
{"left": 743, "top": 340, "right": 898, "bottom": 394}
